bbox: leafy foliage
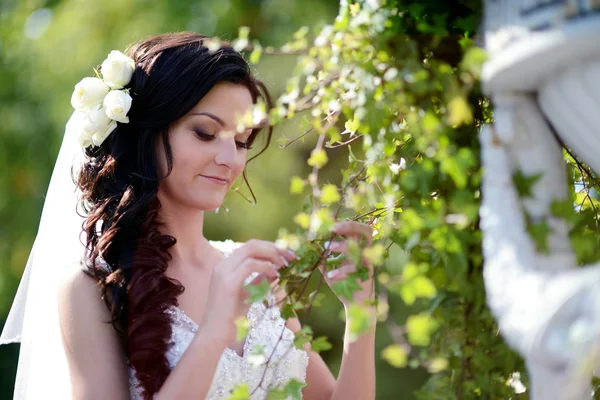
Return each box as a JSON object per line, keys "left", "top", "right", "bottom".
{"left": 225, "top": 0, "right": 536, "bottom": 398}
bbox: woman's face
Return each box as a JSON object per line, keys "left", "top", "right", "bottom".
{"left": 157, "top": 82, "right": 254, "bottom": 211}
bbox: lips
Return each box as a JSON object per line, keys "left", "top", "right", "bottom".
{"left": 200, "top": 175, "right": 229, "bottom": 185}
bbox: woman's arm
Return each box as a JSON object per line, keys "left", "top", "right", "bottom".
{"left": 153, "top": 325, "right": 228, "bottom": 399}
{"left": 58, "top": 268, "right": 130, "bottom": 400}
{"left": 327, "top": 305, "right": 376, "bottom": 400}
{"left": 58, "top": 268, "right": 228, "bottom": 400}
{"left": 279, "top": 292, "right": 376, "bottom": 400}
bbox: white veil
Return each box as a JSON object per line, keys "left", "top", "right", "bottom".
{"left": 1, "top": 111, "right": 87, "bottom": 399}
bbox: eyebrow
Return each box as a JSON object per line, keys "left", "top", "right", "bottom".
{"left": 189, "top": 112, "right": 225, "bottom": 127}
{"left": 189, "top": 111, "right": 266, "bottom": 132}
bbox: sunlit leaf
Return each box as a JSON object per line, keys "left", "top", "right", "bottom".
{"left": 447, "top": 96, "right": 473, "bottom": 126}
{"left": 382, "top": 344, "right": 408, "bottom": 368}
{"left": 406, "top": 313, "right": 438, "bottom": 346}
{"left": 234, "top": 317, "right": 251, "bottom": 343}
{"left": 320, "top": 184, "right": 341, "bottom": 204}
{"left": 293, "top": 212, "right": 311, "bottom": 229}
{"left": 290, "top": 176, "right": 306, "bottom": 194}
{"left": 228, "top": 384, "right": 250, "bottom": 400}
{"left": 346, "top": 304, "right": 373, "bottom": 340}
{"left": 308, "top": 148, "right": 329, "bottom": 169}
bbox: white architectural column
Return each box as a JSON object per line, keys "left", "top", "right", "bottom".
{"left": 480, "top": 1, "right": 600, "bottom": 398}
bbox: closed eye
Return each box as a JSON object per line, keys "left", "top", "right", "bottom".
{"left": 193, "top": 130, "right": 216, "bottom": 141}
{"left": 194, "top": 130, "right": 252, "bottom": 150}
{"left": 236, "top": 140, "right": 252, "bottom": 150}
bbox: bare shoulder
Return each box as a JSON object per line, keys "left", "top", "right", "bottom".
{"left": 58, "top": 264, "right": 101, "bottom": 303}
{"left": 58, "top": 265, "right": 111, "bottom": 327}
{"left": 58, "top": 265, "right": 129, "bottom": 399}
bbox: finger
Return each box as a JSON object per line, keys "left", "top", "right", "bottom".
{"left": 332, "top": 221, "right": 373, "bottom": 244}
{"left": 325, "top": 262, "right": 356, "bottom": 282}
{"left": 236, "top": 239, "right": 296, "bottom": 267}
{"left": 326, "top": 241, "right": 372, "bottom": 267}
{"left": 237, "top": 258, "right": 280, "bottom": 286}
{"left": 326, "top": 241, "right": 348, "bottom": 254}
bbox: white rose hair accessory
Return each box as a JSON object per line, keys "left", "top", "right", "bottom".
{"left": 70, "top": 50, "right": 135, "bottom": 148}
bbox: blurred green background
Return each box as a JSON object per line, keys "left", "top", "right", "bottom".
{"left": 0, "top": 0, "right": 428, "bottom": 398}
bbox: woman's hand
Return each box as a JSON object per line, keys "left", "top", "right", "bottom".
{"left": 199, "top": 239, "right": 296, "bottom": 344}
{"left": 320, "top": 221, "right": 375, "bottom": 306}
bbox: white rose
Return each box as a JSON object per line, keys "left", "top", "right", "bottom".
{"left": 101, "top": 50, "right": 135, "bottom": 89}
{"left": 77, "top": 130, "right": 94, "bottom": 148}
{"left": 103, "top": 90, "right": 132, "bottom": 123}
{"left": 70, "top": 77, "right": 110, "bottom": 111}
{"left": 65, "top": 111, "right": 93, "bottom": 147}
{"left": 82, "top": 106, "right": 118, "bottom": 147}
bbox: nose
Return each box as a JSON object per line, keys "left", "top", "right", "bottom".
{"left": 213, "top": 136, "right": 238, "bottom": 169}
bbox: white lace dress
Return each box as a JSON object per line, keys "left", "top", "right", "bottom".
{"left": 129, "top": 240, "right": 309, "bottom": 399}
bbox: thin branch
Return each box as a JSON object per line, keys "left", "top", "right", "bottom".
{"left": 279, "top": 126, "right": 314, "bottom": 149}
{"left": 326, "top": 134, "right": 363, "bottom": 148}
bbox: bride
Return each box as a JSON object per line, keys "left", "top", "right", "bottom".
{"left": 0, "top": 32, "right": 376, "bottom": 399}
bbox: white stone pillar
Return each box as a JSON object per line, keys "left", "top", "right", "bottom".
{"left": 480, "top": 1, "right": 600, "bottom": 398}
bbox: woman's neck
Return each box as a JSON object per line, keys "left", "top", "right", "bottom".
{"left": 157, "top": 202, "right": 212, "bottom": 269}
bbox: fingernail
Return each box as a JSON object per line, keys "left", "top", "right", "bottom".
{"left": 287, "top": 250, "right": 297, "bottom": 259}
{"left": 327, "top": 270, "right": 338, "bottom": 279}
{"left": 280, "top": 256, "right": 289, "bottom": 266}
{"left": 323, "top": 241, "right": 331, "bottom": 250}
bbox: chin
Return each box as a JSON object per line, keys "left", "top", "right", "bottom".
{"left": 193, "top": 197, "right": 225, "bottom": 211}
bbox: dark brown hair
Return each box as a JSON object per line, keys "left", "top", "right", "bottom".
{"left": 76, "top": 32, "right": 273, "bottom": 399}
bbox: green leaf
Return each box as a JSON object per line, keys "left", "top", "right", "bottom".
{"left": 244, "top": 279, "right": 271, "bottom": 303}
{"left": 311, "top": 336, "right": 333, "bottom": 353}
{"left": 346, "top": 304, "right": 373, "bottom": 339}
{"left": 293, "top": 26, "right": 310, "bottom": 40}
{"left": 249, "top": 45, "right": 262, "bottom": 64}
{"left": 290, "top": 176, "right": 305, "bottom": 194}
{"left": 551, "top": 198, "right": 580, "bottom": 224}
{"left": 381, "top": 344, "right": 408, "bottom": 368}
{"left": 293, "top": 212, "right": 311, "bottom": 229}
{"left": 406, "top": 313, "right": 438, "bottom": 346}
{"left": 427, "top": 357, "right": 449, "bottom": 373}
{"left": 349, "top": 2, "right": 360, "bottom": 16}
{"left": 411, "top": 276, "right": 437, "bottom": 299}
{"left": 363, "top": 244, "right": 385, "bottom": 265}
{"left": 460, "top": 47, "right": 488, "bottom": 77}
{"left": 513, "top": 170, "right": 542, "bottom": 198}
{"left": 331, "top": 276, "right": 362, "bottom": 301}
{"left": 526, "top": 219, "right": 551, "bottom": 253}
{"left": 308, "top": 291, "right": 326, "bottom": 307}
{"left": 294, "top": 330, "right": 313, "bottom": 350}
{"left": 227, "top": 384, "right": 250, "bottom": 400}
{"left": 280, "top": 303, "right": 296, "bottom": 320}
{"left": 307, "top": 149, "right": 328, "bottom": 169}
{"left": 284, "top": 379, "right": 306, "bottom": 400}
{"left": 447, "top": 96, "right": 473, "bottom": 126}
{"left": 320, "top": 184, "right": 341, "bottom": 204}
{"left": 344, "top": 118, "right": 360, "bottom": 134}
{"left": 265, "top": 390, "right": 287, "bottom": 400}
{"left": 234, "top": 317, "right": 251, "bottom": 343}
{"left": 238, "top": 26, "right": 251, "bottom": 39}
{"left": 441, "top": 157, "right": 468, "bottom": 189}
{"left": 399, "top": 284, "right": 417, "bottom": 305}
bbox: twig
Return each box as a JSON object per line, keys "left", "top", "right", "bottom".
{"left": 326, "top": 134, "right": 363, "bottom": 148}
